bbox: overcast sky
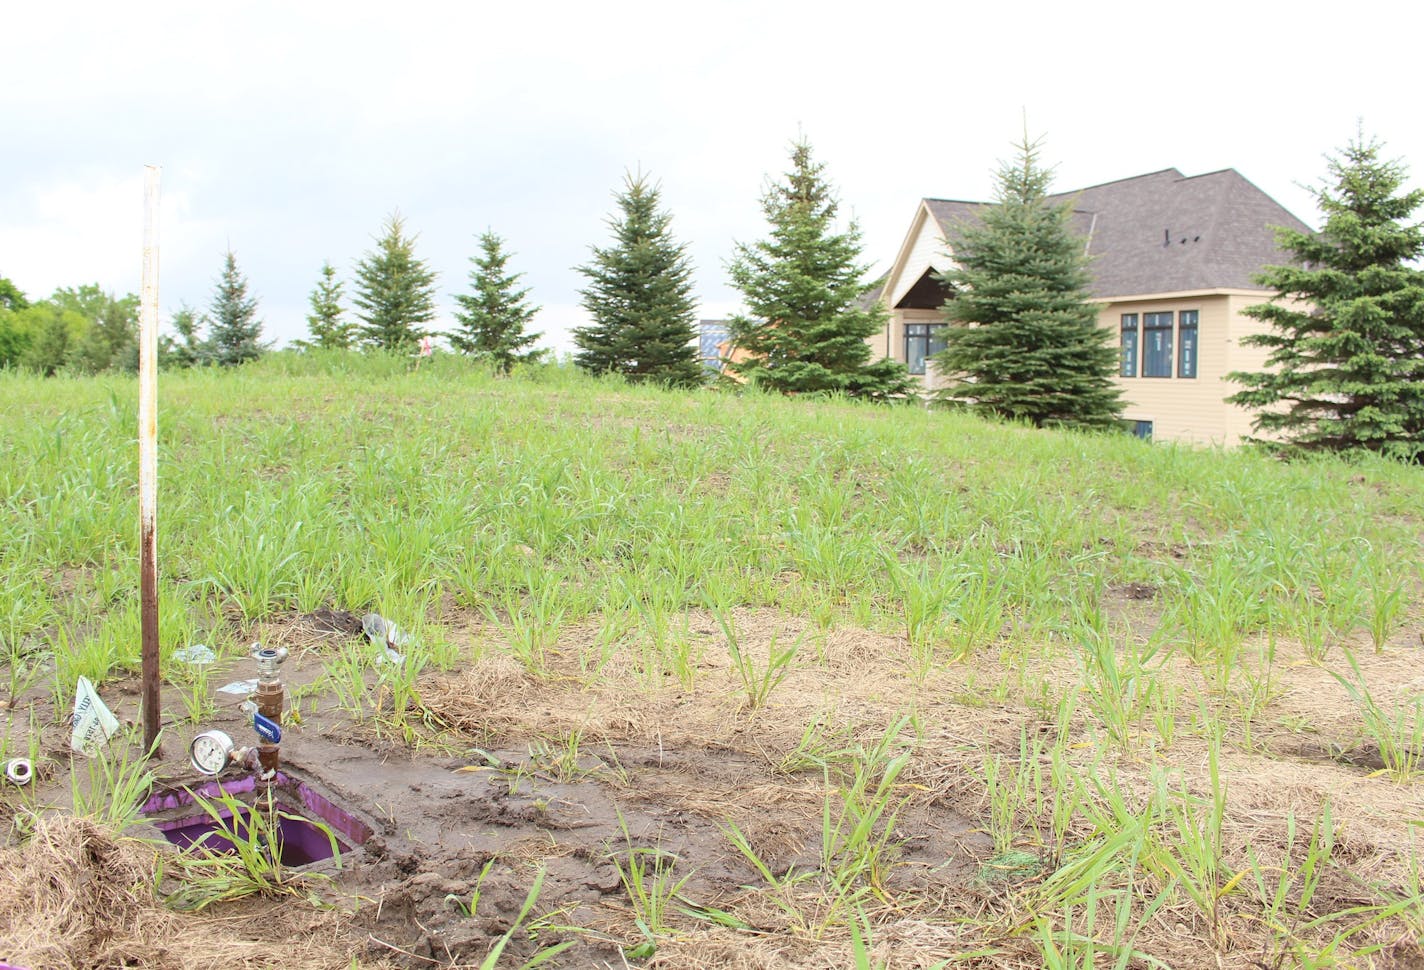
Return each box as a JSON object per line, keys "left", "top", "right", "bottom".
{"left": 3, "top": 1, "right": 1420, "bottom": 355}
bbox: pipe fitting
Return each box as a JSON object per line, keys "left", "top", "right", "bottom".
{"left": 5, "top": 758, "right": 33, "bottom": 786}
{"left": 250, "top": 643, "right": 289, "bottom": 682}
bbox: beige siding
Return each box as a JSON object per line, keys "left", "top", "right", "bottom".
{"left": 1105, "top": 293, "right": 1275, "bottom": 445}
{"left": 876, "top": 292, "right": 1280, "bottom": 446}
{"left": 887, "top": 213, "right": 952, "bottom": 308}
{"left": 1222, "top": 292, "right": 1298, "bottom": 442}
{"left": 868, "top": 204, "right": 955, "bottom": 368}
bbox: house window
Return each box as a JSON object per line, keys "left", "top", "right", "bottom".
{"left": 1178, "top": 310, "right": 1198, "bottom": 378}
{"left": 1120, "top": 314, "right": 1138, "bottom": 377}
{"left": 1133, "top": 420, "right": 1154, "bottom": 440}
{"left": 905, "top": 323, "right": 947, "bottom": 375}
{"left": 1142, "top": 312, "right": 1173, "bottom": 377}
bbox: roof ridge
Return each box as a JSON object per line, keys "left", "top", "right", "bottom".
{"left": 901, "top": 166, "right": 1302, "bottom": 299}
{"left": 1063, "top": 167, "right": 1185, "bottom": 193}
{"left": 1172, "top": 167, "right": 1240, "bottom": 183}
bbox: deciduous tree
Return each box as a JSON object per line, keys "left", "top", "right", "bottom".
{"left": 161, "top": 303, "right": 208, "bottom": 367}
{"left": 0, "top": 279, "right": 31, "bottom": 366}
{"left": 18, "top": 304, "right": 87, "bottom": 375}
{"left": 0, "top": 277, "right": 28, "bottom": 311}
{"left": 51, "top": 284, "right": 139, "bottom": 372}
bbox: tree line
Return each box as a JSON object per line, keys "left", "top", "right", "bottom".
{"left": 3, "top": 130, "right": 1422, "bottom": 459}
{"left": 0, "top": 214, "right": 546, "bottom": 376}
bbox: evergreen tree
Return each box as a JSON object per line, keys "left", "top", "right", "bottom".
{"left": 1227, "top": 134, "right": 1424, "bottom": 459}
{"left": 302, "top": 262, "right": 356, "bottom": 349}
{"left": 205, "top": 250, "right": 265, "bottom": 366}
{"left": 573, "top": 173, "right": 703, "bottom": 387}
{"left": 162, "top": 303, "right": 208, "bottom": 367}
{"left": 353, "top": 213, "right": 438, "bottom": 351}
{"left": 932, "top": 134, "right": 1122, "bottom": 430}
{"left": 725, "top": 138, "right": 914, "bottom": 401}
{"left": 449, "top": 231, "right": 545, "bottom": 373}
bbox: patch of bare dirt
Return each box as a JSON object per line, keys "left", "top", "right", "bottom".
{"left": 5, "top": 605, "right": 1424, "bottom": 968}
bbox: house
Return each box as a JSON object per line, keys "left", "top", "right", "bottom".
{"left": 872, "top": 168, "right": 1311, "bottom": 444}
{"left": 695, "top": 319, "right": 731, "bottom": 373}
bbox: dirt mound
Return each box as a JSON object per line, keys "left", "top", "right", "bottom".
{"left": 0, "top": 814, "right": 362, "bottom": 970}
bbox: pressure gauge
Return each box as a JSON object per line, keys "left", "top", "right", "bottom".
{"left": 189, "top": 730, "right": 236, "bottom": 775}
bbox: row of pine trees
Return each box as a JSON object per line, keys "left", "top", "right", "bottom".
{"left": 155, "top": 139, "right": 920, "bottom": 397}
{"left": 572, "top": 142, "right": 916, "bottom": 400}
{"left": 162, "top": 219, "right": 544, "bottom": 375}
{"left": 3, "top": 130, "right": 1422, "bottom": 459}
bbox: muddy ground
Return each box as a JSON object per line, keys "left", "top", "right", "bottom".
{"left": 3, "top": 604, "right": 1423, "bottom": 969}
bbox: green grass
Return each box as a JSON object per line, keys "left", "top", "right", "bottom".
{"left": 4, "top": 352, "right": 1424, "bottom": 965}
{"left": 161, "top": 785, "right": 340, "bottom": 912}
{"left": 4, "top": 353, "right": 1417, "bottom": 692}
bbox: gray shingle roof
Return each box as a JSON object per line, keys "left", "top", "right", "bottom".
{"left": 924, "top": 168, "right": 1310, "bottom": 299}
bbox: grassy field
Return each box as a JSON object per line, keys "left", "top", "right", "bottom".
{"left": 1, "top": 353, "right": 1422, "bottom": 968}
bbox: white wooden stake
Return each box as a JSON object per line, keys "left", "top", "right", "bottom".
{"left": 139, "top": 165, "right": 161, "bottom": 753}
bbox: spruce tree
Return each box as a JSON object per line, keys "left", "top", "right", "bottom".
{"left": 932, "top": 134, "right": 1122, "bottom": 430}
{"left": 303, "top": 262, "right": 356, "bottom": 350}
{"left": 725, "top": 138, "right": 914, "bottom": 401}
{"left": 573, "top": 173, "right": 703, "bottom": 387}
{"left": 164, "top": 303, "right": 208, "bottom": 367}
{"left": 205, "top": 250, "right": 265, "bottom": 366}
{"left": 353, "top": 213, "right": 438, "bottom": 351}
{"left": 1227, "top": 134, "right": 1424, "bottom": 459}
{"left": 450, "top": 231, "right": 545, "bottom": 374}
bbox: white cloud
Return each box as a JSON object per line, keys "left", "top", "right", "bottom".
{"left": 3, "top": 171, "right": 187, "bottom": 294}
{"left": 2, "top": 0, "right": 1420, "bottom": 347}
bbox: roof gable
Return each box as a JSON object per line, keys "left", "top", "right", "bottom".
{"left": 895, "top": 268, "right": 951, "bottom": 309}
{"left": 918, "top": 168, "right": 1309, "bottom": 299}
{"left": 884, "top": 201, "right": 957, "bottom": 308}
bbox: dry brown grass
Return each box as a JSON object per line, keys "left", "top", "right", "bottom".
{"left": 0, "top": 814, "right": 374, "bottom": 970}
{"left": 412, "top": 607, "right": 1424, "bottom": 969}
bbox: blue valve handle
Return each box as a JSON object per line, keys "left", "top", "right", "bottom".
{"left": 252, "top": 711, "right": 282, "bottom": 745}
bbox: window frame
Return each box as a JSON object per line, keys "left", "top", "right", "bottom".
{"left": 1142, "top": 311, "right": 1174, "bottom": 378}
{"left": 1177, "top": 309, "right": 1199, "bottom": 379}
{"left": 904, "top": 322, "right": 947, "bottom": 376}
{"left": 1119, "top": 314, "right": 1139, "bottom": 378}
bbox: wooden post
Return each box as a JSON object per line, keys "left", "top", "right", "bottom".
{"left": 139, "top": 165, "right": 162, "bottom": 754}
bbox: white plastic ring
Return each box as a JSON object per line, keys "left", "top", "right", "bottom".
{"left": 5, "top": 758, "right": 33, "bottom": 786}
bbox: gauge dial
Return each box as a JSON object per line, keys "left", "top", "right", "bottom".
{"left": 189, "top": 730, "right": 235, "bottom": 775}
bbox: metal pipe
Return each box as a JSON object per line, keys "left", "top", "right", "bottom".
{"left": 250, "top": 645, "right": 287, "bottom": 780}
{"left": 139, "top": 165, "right": 162, "bottom": 755}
